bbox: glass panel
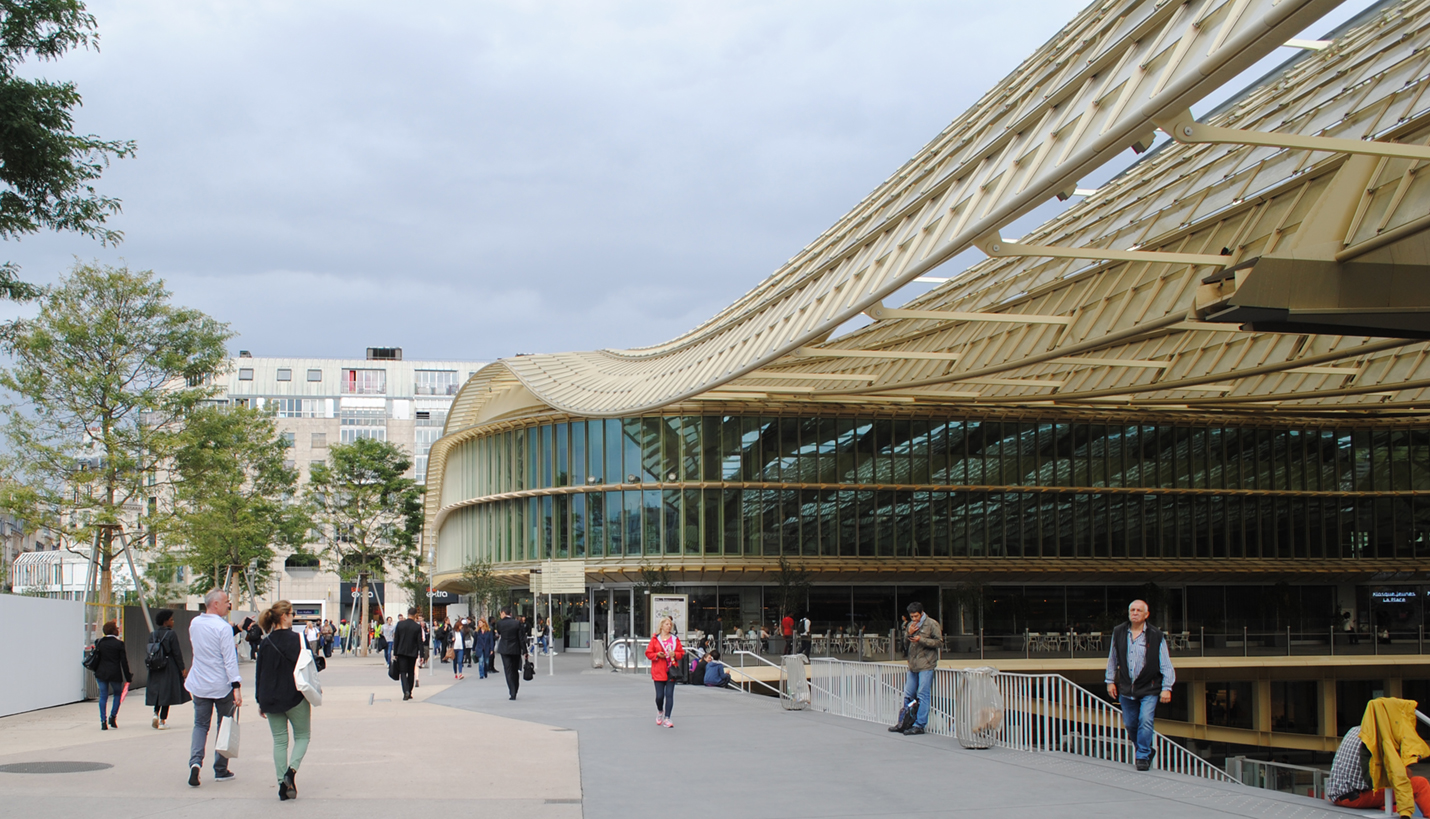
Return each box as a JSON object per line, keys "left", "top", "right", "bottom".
{"left": 554, "top": 423, "right": 568, "bottom": 487}
{"left": 571, "top": 422, "right": 586, "bottom": 486}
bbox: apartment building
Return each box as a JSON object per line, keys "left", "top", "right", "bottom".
{"left": 217, "top": 347, "right": 486, "bottom": 621}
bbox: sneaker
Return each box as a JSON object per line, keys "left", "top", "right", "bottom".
{"left": 656, "top": 715, "right": 665, "bottom": 725}
{"left": 158, "top": 720, "right": 167, "bottom": 730}
{"left": 188, "top": 765, "right": 201, "bottom": 787}
{"left": 214, "top": 770, "right": 236, "bottom": 782}
{"left": 152, "top": 716, "right": 160, "bottom": 730}
{"left": 903, "top": 726, "right": 925, "bottom": 736}
{"left": 664, "top": 718, "right": 674, "bottom": 728}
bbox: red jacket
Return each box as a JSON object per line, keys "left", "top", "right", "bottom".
{"left": 646, "top": 634, "right": 684, "bottom": 681}
{"left": 781, "top": 616, "right": 794, "bottom": 637}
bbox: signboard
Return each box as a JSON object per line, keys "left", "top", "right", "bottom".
{"left": 650, "top": 593, "right": 689, "bottom": 639}
{"left": 531, "top": 561, "right": 586, "bottom": 595}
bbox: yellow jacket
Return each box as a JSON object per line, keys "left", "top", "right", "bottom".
{"left": 1361, "top": 697, "right": 1430, "bottom": 816}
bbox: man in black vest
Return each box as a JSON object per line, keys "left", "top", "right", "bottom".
{"left": 1104, "top": 599, "right": 1175, "bottom": 771}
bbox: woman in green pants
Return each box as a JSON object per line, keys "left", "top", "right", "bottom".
{"left": 256, "top": 601, "right": 313, "bottom": 800}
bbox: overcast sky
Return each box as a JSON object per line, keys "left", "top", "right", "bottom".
{"left": 1, "top": 1, "right": 1372, "bottom": 363}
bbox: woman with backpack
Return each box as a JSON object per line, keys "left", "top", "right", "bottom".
{"left": 256, "top": 600, "right": 313, "bottom": 801}
{"left": 145, "top": 609, "right": 189, "bottom": 730}
{"left": 92, "top": 620, "right": 132, "bottom": 730}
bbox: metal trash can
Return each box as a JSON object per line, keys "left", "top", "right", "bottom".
{"left": 781, "top": 654, "right": 810, "bottom": 710}
{"left": 591, "top": 639, "right": 605, "bottom": 668}
{"left": 954, "top": 666, "right": 1004, "bottom": 749}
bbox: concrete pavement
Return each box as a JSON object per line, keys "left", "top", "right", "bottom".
{"left": 0, "top": 651, "right": 580, "bottom": 818}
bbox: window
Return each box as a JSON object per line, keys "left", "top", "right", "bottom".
{"left": 310, "top": 459, "right": 325, "bottom": 472}
{"left": 238, "top": 368, "right": 254, "bottom": 381}
{"left": 274, "top": 398, "right": 321, "bottom": 418}
{"left": 281, "top": 432, "right": 296, "bottom": 447}
{"left": 414, "top": 427, "right": 442, "bottom": 482}
{"left": 311, "top": 432, "right": 327, "bottom": 448}
{"left": 307, "top": 369, "right": 322, "bottom": 382}
{"left": 340, "top": 407, "right": 386, "bottom": 443}
{"left": 276, "top": 368, "right": 292, "bottom": 382}
{"left": 342, "top": 368, "right": 386, "bottom": 394}
{"left": 414, "top": 370, "right": 458, "bottom": 396}
{"left": 284, "top": 459, "right": 295, "bottom": 470}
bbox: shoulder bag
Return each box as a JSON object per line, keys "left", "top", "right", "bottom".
{"left": 293, "top": 645, "right": 323, "bottom": 706}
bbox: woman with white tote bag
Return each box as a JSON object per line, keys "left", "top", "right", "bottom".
{"left": 256, "top": 601, "right": 320, "bottom": 801}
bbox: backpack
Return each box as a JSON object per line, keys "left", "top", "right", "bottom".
{"left": 145, "top": 632, "right": 168, "bottom": 672}
{"left": 896, "top": 697, "right": 920, "bottom": 732}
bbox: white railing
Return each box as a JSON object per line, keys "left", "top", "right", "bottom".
{"left": 808, "top": 659, "right": 1235, "bottom": 784}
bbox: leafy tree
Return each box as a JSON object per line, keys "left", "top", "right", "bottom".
{"left": 1, "top": 0, "right": 135, "bottom": 296}
{"left": 167, "top": 404, "right": 312, "bottom": 608}
{"left": 460, "top": 558, "right": 505, "bottom": 621}
{"left": 0, "top": 262, "right": 230, "bottom": 605}
{"left": 308, "top": 437, "right": 422, "bottom": 653}
{"left": 636, "top": 560, "right": 673, "bottom": 595}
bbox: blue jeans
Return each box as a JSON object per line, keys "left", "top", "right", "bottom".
{"left": 384, "top": 642, "right": 393, "bottom": 666}
{"left": 453, "top": 648, "right": 465, "bottom": 675}
{"left": 97, "top": 680, "right": 122, "bottom": 722}
{"left": 902, "top": 669, "right": 934, "bottom": 729}
{"left": 477, "top": 652, "right": 488, "bottom": 678}
{"left": 1120, "top": 695, "right": 1158, "bottom": 760}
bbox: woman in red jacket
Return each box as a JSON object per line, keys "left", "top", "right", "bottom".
{"left": 645, "top": 616, "right": 683, "bottom": 728}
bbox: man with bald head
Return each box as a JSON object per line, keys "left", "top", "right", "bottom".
{"left": 185, "top": 589, "right": 243, "bottom": 786}
{"left": 1105, "top": 599, "right": 1175, "bottom": 771}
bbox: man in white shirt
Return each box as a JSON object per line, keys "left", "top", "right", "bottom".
{"left": 185, "top": 589, "right": 243, "bottom": 787}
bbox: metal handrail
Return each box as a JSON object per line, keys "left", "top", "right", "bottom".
{"left": 808, "top": 659, "right": 1235, "bottom": 784}
{"left": 727, "top": 650, "right": 787, "bottom": 697}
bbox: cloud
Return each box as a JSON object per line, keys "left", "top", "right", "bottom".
{"left": 4, "top": 0, "right": 1099, "bottom": 360}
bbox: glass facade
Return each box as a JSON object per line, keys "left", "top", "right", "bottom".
{"left": 436, "top": 415, "right": 1430, "bottom": 569}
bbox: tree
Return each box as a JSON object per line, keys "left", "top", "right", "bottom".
{"left": 308, "top": 437, "right": 422, "bottom": 654}
{"left": 0, "top": 262, "right": 230, "bottom": 607}
{"left": 167, "top": 404, "right": 313, "bottom": 608}
{"left": 0, "top": 1, "right": 135, "bottom": 295}
{"left": 772, "top": 555, "right": 810, "bottom": 624}
{"left": 459, "top": 559, "right": 505, "bottom": 622}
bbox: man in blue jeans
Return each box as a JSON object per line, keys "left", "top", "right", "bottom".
{"left": 1105, "top": 599, "right": 1175, "bottom": 771}
{"left": 888, "top": 601, "right": 943, "bottom": 736}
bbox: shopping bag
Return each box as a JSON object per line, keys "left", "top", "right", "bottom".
{"left": 216, "top": 707, "right": 241, "bottom": 758}
{"left": 294, "top": 648, "right": 323, "bottom": 707}
{"left": 119, "top": 682, "right": 130, "bottom": 703}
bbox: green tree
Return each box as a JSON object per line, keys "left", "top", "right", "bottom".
{"left": 460, "top": 559, "right": 506, "bottom": 622}
{"left": 1, "top": 1, "right": 135, "bottom": 294}
{"left": 308, "top": 437, "right": 422, "bottom": 654}
{"left": 0, "top": 262, "right": 230, "bottom": 606}
{"left": 167, "top": 404, "right": 313, "bottom": 608}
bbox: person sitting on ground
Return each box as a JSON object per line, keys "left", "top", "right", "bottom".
{"left": 703, "top": 650, "right": 732, "bottom": 688}
{"left": 690, "top": 651, "right": 710, "bottom": 686}
{"left": 1327, "top": 708, "right": 1430, "bottom": 815}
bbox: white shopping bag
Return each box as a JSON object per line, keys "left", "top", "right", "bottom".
{"left": 294, "top": 648, "right": 323, "bottom": 707}
{"left": 216, "top": 706, "right": 241, "bottom": 758}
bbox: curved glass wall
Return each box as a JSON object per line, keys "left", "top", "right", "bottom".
{"left": 435, "top": 416, "right": 1430, "bottom": 570}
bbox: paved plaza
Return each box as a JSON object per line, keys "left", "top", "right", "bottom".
{"left": 0, "top": 651, "right": 1398, "bottom": 818}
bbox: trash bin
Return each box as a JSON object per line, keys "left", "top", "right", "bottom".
{"left": 954, "top": 666, "right": 1003, "bottom": 749}
{"left": 591, "top": 639, "right": 604, "bottom": 668}
{"left": 782, "top": 654, "right": 810, "bottom": 711}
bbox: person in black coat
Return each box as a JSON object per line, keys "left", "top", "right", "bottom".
{"left": 494, "top": 608, "right": 529, "bottom": 700}
{"left": 256, "top": 600, "right": 312, "bottom": 801}
{"left": 391, "top": 606, "right": 425, "bottom": 701}
{"left": 145, "top": 609, "right": 190, "bottom": 730}
{"left": 92, "top": 620, "right": 132, "bottom": 730}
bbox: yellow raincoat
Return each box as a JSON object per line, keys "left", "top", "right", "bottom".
{"left": 1361, "top": 697, "right": 1430, "bottom": 817}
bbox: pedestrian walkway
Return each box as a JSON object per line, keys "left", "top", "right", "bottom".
{"left": 435, "top": 654, "right": 1373, "bottom": 819}
{"left": 0, "top": 653, "right": 580, "bottom": 818}
{"left": 0, "top": 650, "right": 1390, "bottom": 818}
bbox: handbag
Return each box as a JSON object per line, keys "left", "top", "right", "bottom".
{"left": 522, "top": 657, "right": 535, "bottom": 681}
{"left": 444, "top": 647, "right": 454, "bottom": 661}
{"left": 82, "top": 644, "right": 100, "bottom": 671}
{"left": 665, "top": 653, "right": 687, "bottom": 682}
{"left": 215, "top": 706, "right": 241, "bottom": 758}
{"left": 388, "top": 659, "right": 401, "bottom": 681}
{"left": 294, "top": 646, "right": 323, "bottom": 706}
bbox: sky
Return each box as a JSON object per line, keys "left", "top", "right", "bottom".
{"left": 1, "top": 1, "right": 1376, "bottom": 363}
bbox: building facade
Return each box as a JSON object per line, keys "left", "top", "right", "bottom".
{"left": 213, "top": 348, "right": 486, "bottom": 620}
{"left": 425, "top": 0, "right": 1430, "bottom": 759}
